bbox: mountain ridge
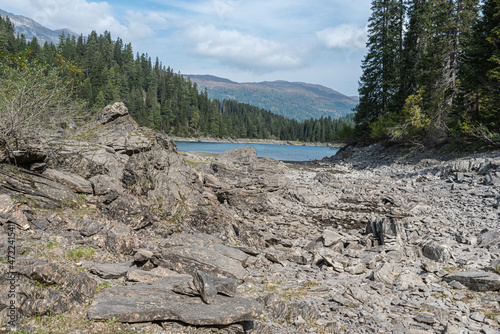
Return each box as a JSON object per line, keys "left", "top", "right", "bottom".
{"left": 0, "top": 8, "right": 77, "bottom": 45}
{"left": 186, "top": 74, "right": 358, "bottom": 121}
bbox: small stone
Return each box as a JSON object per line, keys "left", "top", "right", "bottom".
{"left": 134, "top": 249, "right": 154, "bottom": 263}
{"left": 470, "top": 311, "right": 485, "bottom": 323}
{"left": 322, "top": 229, "right": 343, "bottom": 247}
{"left": 193, "top": 271, "right": 217, "bottom": 304}
{"left": 0, "top": 194, "right": 14, "bottom": 213}
{"left": 127, "top": 269, "right": 167, "bottom": 284}
{"left": 449, "top": 280, "right": 465, "bottom": 289}
{"left": 443, "top": 324, "right": 462, "bottom": 334}
{"left": 294, "top": 315, "right": 306, "bottom": 325}
{"left": 414, "top": 312, "right": 436, "bottom": 324}
{"left": 87, "top": 262, "right": 130, "bottom": 279}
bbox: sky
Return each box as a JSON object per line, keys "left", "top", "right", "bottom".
{"left": 0, "top": 0, "right": 372, "bottom": 96}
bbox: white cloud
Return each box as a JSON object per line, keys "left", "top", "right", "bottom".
{"left": 0, "top": 0, "right": 168, "bottom": 42}
{"left": 316, "top": 24, "right": 367, "bottom": 50}
{"left": 185, "top": 24, "right": 303, "bottom": 71}
{"left": 125, "top": 10, "right": 167, "bottom": 27}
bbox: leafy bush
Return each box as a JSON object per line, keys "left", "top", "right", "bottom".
{"left": 0, "top": 53, "right": 83, "bottom": 148}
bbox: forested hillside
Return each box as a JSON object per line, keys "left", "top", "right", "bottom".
{"left": 0, "top": 14, "right": 354, "bottom": 143}
{"left": 355, "top": 0, "right": 500, "bottom": 147}
{"left": 187, "top": 75, "right": 359, "bottom": 121}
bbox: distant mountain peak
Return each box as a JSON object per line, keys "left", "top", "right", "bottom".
{"left": 0, "top": 8, "right": 77, "bottom": 45}
{"left": 187, "top": 74, "right": 358, "bottom": 121}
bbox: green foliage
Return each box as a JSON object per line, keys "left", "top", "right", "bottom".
{"left": 67, "top": 246, "right": 95, "bottom": 262}
{"left": 0, "top": 41, "right": 84, "bottom": 148}
{"left": 385, "top": 89, "right": 431, "bottom": 142}
{"left": 354, "top": 0, "right": 500, "bottom": 148}
{"left": 458, "top": 0, "right": 500, "bottom": 141}
{"left": 369, "top": 115, "right": 396, "bottom": 140}
{"left": 355, "top": 0, "right": 405, "bottom": 126}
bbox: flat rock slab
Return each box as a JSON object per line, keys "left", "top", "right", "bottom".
{"left": 127, "top": 269, "right": 167, "bottom": 284}
{"left": 87, "top": 276, "right": 263, "bottom": 326}
{"left": 84, "top": 262, "right": 131, "bottom": 279}
{"left": 444, "top": 271, "right": 500, "bottom": 291}
{"left": 157, "top": 246, "right": 247, "bottom": 279}
{"left": 42, "top": 169, "right": 93, "bottom": 194}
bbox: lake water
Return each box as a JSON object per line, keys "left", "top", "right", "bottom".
{"left": 175, "top": 141, "right": 339, "bottom": 162}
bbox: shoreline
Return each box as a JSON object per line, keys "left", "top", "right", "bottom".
{"left": 168, "top": 136, "right": 345, "bottom": 147}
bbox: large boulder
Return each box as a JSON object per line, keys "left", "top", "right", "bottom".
{"left": 443, "top": 271, "right": 500, "bottom": 291}
{"left": 216, "top": 146, "right": 258, "bottom": 167}
{"left": 97, "top": 102, "right": 129, "bottom": 125}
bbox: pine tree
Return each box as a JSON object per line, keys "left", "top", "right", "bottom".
{"left": 355, "top": 0, "right": 406, "bottom": 133}
{"left": 459, "top": 0, "right": 500, "bottom": 135}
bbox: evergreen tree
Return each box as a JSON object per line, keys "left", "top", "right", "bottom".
{"left": 459, "top": 0, "right": 500, "bottom": 135}
{"left": 355, "top": 0, "right": 406, "bottom": 131}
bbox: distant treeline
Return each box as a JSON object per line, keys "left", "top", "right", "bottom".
{"left": 0, "top": 16, "right": 353, "bottom": 143}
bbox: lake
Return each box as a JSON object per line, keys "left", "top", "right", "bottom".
{"left": 175, "top": 141, "right": 339, "bottom": 162}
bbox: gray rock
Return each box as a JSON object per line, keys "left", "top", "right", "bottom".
{"left": 127, "top": 269, "right": 167, "bottom": 284}
{"left": 443, "top": 324, "right": 462, "bottom": 334}
{"left": 210, "top": 276, "right": 243, "bottom": 297}
{"left": 0, "top": 164, "right": 76, "bottom": 209}
{"left": 422, "top": 242, "right": 451, "bottom": 263}
{"left": 414, "top": 312, "right": 436, "bottom": 324}
{"left": 322, "top": 229, "right": 343, "bottom": 247}
{"left": 0, "top": 194, "right": 14, "bottom": 213}
{"left": 95, "top": 114, "right": 155, "bottom": 154}
{"left": 193, "top": 271, "right": 217, "bottom": 304}
{"left": 373, "top": 263, "right": 401, "bottom": 285}
{"left": 1, "top": 210, "right": 30, "bottom": 230}
{"left": 479, "top": 229, "right": 500, "bottom": 250}
{"left": 470, "top": 311, "right": 485, "bottom": 323}
{"left": 8, "top": 259, "right": 96, "bottom": 315}
{"left": 443, "top": 271, "right": 500, "bottom": 291}
{"left": 97, "top": 102, "right": 129, "bottom": 125}
{"left": 368, "top": 217, "right": 405, "bottom": 246}
{"left": 86, "top": 262, "right": 131, "bottom": 279}
{"left": 89, "top": 174, "right": 125, "bottom": 197}
{"left": 105, "top": 223, "right": 136, "bottom": 255}
{"left": 216, "top": 146, "right": 258, "bottom": 167}
{"left": 42, "top": 169, "right": 93, "bottom": 194}
{"left": 134, "top": 249, "right": 154, "bottom": 263}
{"left": 394, "top": 271, "right": 425, "bottom": 290}
{"left": 79, "top": 219, "right": 102, "bottom": 237}
{"left": 155, "top": 245, "right": 247, "bottom": 279}
{"left": 87, "top": 276, "right": 263, "bottom": 326}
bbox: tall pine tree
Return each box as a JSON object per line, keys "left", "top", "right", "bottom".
{"left": 355, "top": 0, "right": 405, "bottom": 133}
{"left": 459, "top": 0, "right": 500, "bottom": 134}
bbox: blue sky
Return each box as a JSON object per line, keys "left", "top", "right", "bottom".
{"left": 0, "top": 0, "right": 372, "bottom": 96}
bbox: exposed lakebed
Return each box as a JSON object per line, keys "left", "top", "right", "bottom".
{"left": 175, "top": 141, "right": 339, "bottom": 162}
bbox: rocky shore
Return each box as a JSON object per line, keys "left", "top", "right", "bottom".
{"left": 0, "top": 103, "right": 499, "bottom": 333}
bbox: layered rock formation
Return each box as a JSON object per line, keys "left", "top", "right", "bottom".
{"left": 0, "top": 103, "right": 499, "bottom": 333}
